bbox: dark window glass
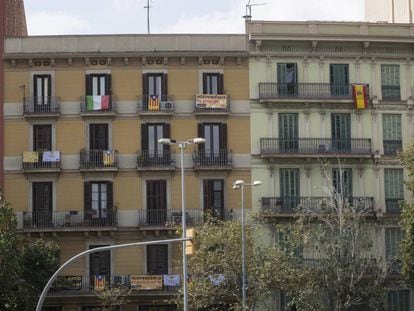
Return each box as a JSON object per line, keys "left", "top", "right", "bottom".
{"left": 147, "top": 244, "right": 168, "bottom": 275}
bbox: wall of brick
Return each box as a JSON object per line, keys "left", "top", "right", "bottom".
{"left": 5, "top": 0, "right": 27, "bottom": 37}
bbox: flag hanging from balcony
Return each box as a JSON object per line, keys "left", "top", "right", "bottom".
{"left": 86, "top": 95, "right": 110, "bottom": 111}
{"left": 94, "top": 275, "right": 106, "bottom": 291}
{"left": 23, "top": 151, "right": 39, "bottom": 163}
{"left": 103, "top": 150, "right": 114, "bottom": 166}
{"left": 148, "top": 95, "right": 160, "bottom": 111}
{"left": 352, "top": 84, "right": 368, "bottom": 109}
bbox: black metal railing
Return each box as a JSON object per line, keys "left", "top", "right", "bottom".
{"left": 139, "top": 95, "right": 174, "bottom": 112}
{"left": 385, "top": 198, "right": 403, "bottom": 215}
{"left": 137, "top": 209, "right": 204, "bottom": 226}
{"left": 80, "top": 95, "right": 116, "bottom": 113}
{"left": 193, "top": 149, "right": 232, "bottom": 167}
{"left": 80, "top": 149, "right": 118, "bottom": 169}
{"left": 137, "top": 150, "right": 175, "bottom": 168}
{"left": 23, "top": 96, "right": 60, "bottom": 114}
{"left": 260, "top": 138, "right": 372, "bottom": 155}
{"left": 259, "top": 83, "right": 355, "bottom": 100}
{"left": 22, "top": 151, "right": 61, "bottom": 170}
{"left": 261, "top": 196, "right": 375, "bottom": 214}
{"left": 381, "top": 85, "right": 401, "bottom": 100}
{"left": 22, "top": 210, "right": 117, "bottom": 230}
{"left": 383, "top": 140, "right": 402, "bottom": 156}
{"left": 194, "top": 94, "right": 230, "bottom": 113}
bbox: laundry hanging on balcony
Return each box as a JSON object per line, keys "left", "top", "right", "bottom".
{"left": 352, "top": 84, "right": 368, "bottom": 109}
{"left": 163, "top": 274, "right": 180, "bottom": 286}
{"left": 103, "top": 150, "right": 114, "bottom": 166}
{"left": 42, "top": 151, "right": 60, "bottom": 162}
{"left": 23, "top": 151, "right": 39, "bottom": 163}
{"left": 86, "top": 95, "right": 110, "bottom": 111}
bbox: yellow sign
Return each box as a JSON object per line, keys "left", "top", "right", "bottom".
{"left": 196, "top": 94, "right": 227, "bottom": 109}
{"left": 130, "top": 275, "right": 163, "bottom": 290}
{"left": 23, "top": 151, "right": 39, "bottom": 163}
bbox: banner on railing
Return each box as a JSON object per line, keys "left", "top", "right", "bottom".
{"left": 148, "top": 95, "right": 160, "bottom": 111}
{"left": 103, "top": 150, "right": 114, "bottom": 165}
{"left": 94, "top": 275, "right": 106, "bottom": 291}
{"left": 163, "top": 274, "right": 180, "bottom": 286}
{"left": 196, "top": 94, "right": 227, "bottom": 109}
{"left": 130, "top": 275, "right": 163, "bottom": 290}
{"left": 42, "top": 151, "right": 60, "bottom": 162}
{"left": 23, "top": 151, "right": 39, "bottom": 163}
{"left": 86, "top": 95, "right": 110, "bottom": 111}
{"left": 352, "top": 84, "right": 368, "bottom": 109}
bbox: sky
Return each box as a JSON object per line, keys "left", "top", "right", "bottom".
{"left": 24, "top": 0, "right": 365, "bottom": 35}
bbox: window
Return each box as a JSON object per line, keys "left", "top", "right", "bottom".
{"left": 33, "top": 74, "right": 51, "bottom": 109}
{"left": 42, "top": 308, "right": 62, "bottom": 311}
{"left": 203, "top": 179, "right": 224, "bottom": 219}
{"left": 277, "top": 63, "right": 297, "bottom": 96}
{"left": 198, "top": 123, "right": 227, "bottom": 155}
{"left": 89, "top": 124, "right": 108, "bottom": 150}
{"left": 202, "top": 73, "right": 223, "bottom": 95}
{"left": 89, "top": 245, "right": 111, "bottom": 286}
{"left": 32, "top": 182, "right": 53, "bottom": 227}
{"left": 330, "top": 64, "right": 349, "bottom": 96}
{"left": 139, "top": 306, "right": 176, "bottom": 311}
{"left": 388, "top": 290, "right": 410, "bottom": 311}
{"left": 385, "top": 228, "right": 403, "bottom": 273}
{"left": 332, "top": 168, "right": 353, "bottom": 198}
{"left": 33, "top": 124, "right": 52, "bottom": 151}
{"left": 280, "top": 169, "right": 300, "bottom": 210}
{"left": 383, "top": 114, "right": 402, "bottom": 156}
{"left": 280, "top": 291, "right": 296, "bottom": 311}
{"left": 84, "top": 181, "right": 113, "bottom": 221}
{"left": 331, "top": 113, "right": 351, "bottom": 151}
{"left": 141, "top": 123, "right": 170, "bottom": 161}
{"left": 381, "top": 65, "right": 400, "bottom": 100}
{"left": 85, "top": 74, "right": 111, "bottom": 96}
{"left": 279, "top": 113, "right": 298, "bottom": 152}
{"left": 146, "top": 180, "right": 167, "bottom": 225}
{"left": 147, "top": 244, "right": 168, "bottom": 275}
{"left": 384, "top": 169, "right": 404, "bottom": 214}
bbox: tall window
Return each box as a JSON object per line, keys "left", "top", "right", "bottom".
{"left": 381, "top": 64, "right": 400, "bottom": 100}
{"left": 330, "top": 64, "right": 349, "bottom": 96}
{"left": 385, "top": 228, "right": 403, "bottom": 273}
{"left": 332, "top": 168, "right": 353, "bottom": 198}
{"left": 198, "top": 123, "right": 227, "bottom": 156}
{"left": 85, "top": 74, "right": 111, "bottom": 96}
{"left": 279, "top": 113, "right": 298, "bottom": 152}
{"left": 89, "top": 124, "right": 108, "bottom": 150}
{"left": 202, "top": 73, "right": 223, "bottom": 95}
{"left": 147, "top": 244, "right": 168, "bottom": 275}
{"left": 32, "top": 182, "right": 53, "bottom": 227}
{"left": 141, "top": 123, "right": 170, "bottom": 158}
{"left": 203, "top": 179, "right": 224, "bottom": 219}
{"left": 33, "top": 124, "right": 52, "bottom": 151}
{"left": 84, "top": 181, "right": 113, "bottom": 220}
{"left": 89, "top": 245, "right": 111, "bottom": 287}
{"left": 277, "top": 63, "right": 297, "bottom": 96}
{"left": 384, "top": 169, "right": 404, "bottom": 214}
{"left": 280, "top": 169, "right": 300, "bottom": 210}
{"left": 146, "top": 180, "right": 167, "bottom": 225}
{"left": 388, "top": 290, "right": 410, "bottom": 311}
{"left": 331, "top": 113, "right": 351, "bottom": 151}
{"left": 143, "top": 73, "right": 167, "bottom": 97}
{"left": 33, "top": 74, "right": 51, "bottom": 108}
{"left": 383, "top": 114, "right": 402, "bottom": 156}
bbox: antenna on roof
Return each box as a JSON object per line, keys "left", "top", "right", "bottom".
{"left": 144, "top": 0, "right": 153, "bottom": 34}
{"left": 243, "top": 0, "right": 267, "bottom": 21}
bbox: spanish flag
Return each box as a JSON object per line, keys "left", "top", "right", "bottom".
{"left": 352, "top": 84, "right": 368, "bottom": 109}
{"left": 148, "top": 95, "right": 160, "bottom": 111}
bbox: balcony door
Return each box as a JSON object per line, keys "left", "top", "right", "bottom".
{"left": 203, "top": 179, "right": 224, "bottom": 220}
{"left": 89, "top": 124, "right": 108, "bottom": 150}
{"left": 332, "top": 168, "right": 353, "bottom": 199}
{"left": 280, "top": 169, "right": 300, "bottom": 210}
{"left": 279, "top": 113, "right": 298, "bottom": 152}
{"left": 331, "top": 113, "right": 351, "bottom": 152}
{"left": 32, "top": 182, "right": 53, "bottom": 227}
{"left": 202, "top": 73, "right": 224, "bottom": 95}
{"left": 33, "top": 74, "right": 51, "bottom": 111}
{"left": 277, "top": 63, "right": 297, "bottom": 96}
{"left": 84, "top": 181, "right": 113, "bottom": 223}
{"left": 141, "top": 123, "right": 170, "bottom": 164}
{"left": 147, "top": 244, "right": 168, "bottom": 275}
{"left": 86, "top": 74, "right": 111, "bottom": 96}
{"left": 89, "top": 245, "right": 111, "bottom": 288}
{"left": 146, "top": 180, "right": 167, "bottom": 225}
{"left": 330, "top": 64, "right": 349, "bottom": 96}
{"left": 198, "top": 123, "right": 227, "bottom": 161}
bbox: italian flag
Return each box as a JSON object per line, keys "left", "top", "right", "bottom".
{"left": 86, "top": 95, "right": 110, "bottom": 111}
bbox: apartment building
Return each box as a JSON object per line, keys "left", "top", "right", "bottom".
{"left": 247, "top": 21, "right": 413, "bottom": 310}
{"left": 2, "top": 34, "right": 251, "bottom": 310}
{"left": 365, "top": 0, "right": 414, "bottom": 23}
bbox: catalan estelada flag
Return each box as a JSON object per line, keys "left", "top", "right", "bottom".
{"left": 103, "top": 150, "right": 114, "bottom": 166}
{"left": 352, "top": 84, "right": 368, "bottom": 109}
{"left": 148, "top": 95, "right": 160, "bottom": 111}
{"left": 94, "top": 275, "right": 106, "bottom": 291}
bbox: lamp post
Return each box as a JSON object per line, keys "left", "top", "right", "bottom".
{"left": 158, "top": 137, "right": 205, "bottom": 311}
{"left": 232, "top": 179, "right": 262, "bottom": 310}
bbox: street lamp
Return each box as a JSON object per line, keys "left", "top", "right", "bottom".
{"left": 158, "top": 137, "right": 205, "bottom": 311}
{"left": 232, "top": 179, "right": 262, "bottom": 311}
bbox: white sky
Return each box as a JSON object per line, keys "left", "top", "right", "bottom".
{"left": 24, "top": 0, "right": 365, "bottom": 35}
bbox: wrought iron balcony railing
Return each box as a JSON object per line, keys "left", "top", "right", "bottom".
{"left": 22, "top": 210, "right": 117, "bottom": 230}
{"left": 80, "top": 149, "right": 118, "bottom": 169}
{"left": 22, "top": 150, "right": 61, "bottom": 170}
{"left": 23, "top": 96, "right": 60, "bottom": 114}
{"left": 137, "top": 150, "right": 175, "bottom": 169}
{"left": 259, "top": 83, "right": 354, "bottom": 100}
{"left": 383, "top": 140, "right": 402, "bottom": 156}
{"left": 261, "top": 196, "right": 375, "bottom": 214}
{"left": 139, "top": 95, "right": 174, "bottom": 112}
{"left": 194, "top": 94, "right": 230, "bottom": 113}
{"left": 80, "top": 95, "right": 116, "bottom": 113}
{"left": 193, "top": 149, "right": 232, "bottom": 168}
{"left": 260, "top": 138, "right": 372, "bottom": 156}
{"left": 385, "top": 198, "right": 403, "bottom": 215}
{"left": 381, "top": 85, "right": 401, "bottom": 100}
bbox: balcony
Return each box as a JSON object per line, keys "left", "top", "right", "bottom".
{"left": 137, "top": 150, "right": 175, "bottom": 171}
{"left": 80, "top": 95, "right": 116, "bottom": 116}
{"left": 385, "top": 198, "right": 403, "bottom": 215}
{"left": 22, "top": 210, "right": 117, "bottom": 232}
{"left": 260, "top": 138, "right": 372, "bottom": 158}
{"left": 192, "top": 149, "right": 232, "bottom": 170}
{"left": 138, "top": 95, "right": 174, "bottom": 115}
{"left": 261, "top": 196, "right": 375, "bottom": 215}
{"left": 23, "top": 96, "right": 60, "bottom": 117}
{"left": 80, "top": 149, "right": 118, "bottom": 171}
{"left": 383, "top": 140, "right": 402, "bottom": 156}
{"left": 22, "top": 151, "right": 61, "bottom": 173}
{"left": 382, "top": 85, "right": 400, "bottom": 101}
{"left": 194, "top": 94, "right": 230, "bottom": 115}
{"left": 259, "top": 83, "right": 354, "bottom": 101}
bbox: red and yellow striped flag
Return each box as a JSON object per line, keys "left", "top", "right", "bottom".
{"left": 352, "top": 84, "right": 368, "bottom": 109}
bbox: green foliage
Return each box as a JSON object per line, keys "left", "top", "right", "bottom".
{"left": 96, "top": 285, "right": 131, "bottom": 310}
{"left": 0, "top": 198, "right": 59, "bottom": 310}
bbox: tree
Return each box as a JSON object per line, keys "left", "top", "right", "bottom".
{"left": 0, "top": 197, "right": 59, "bottom": 310}
{"left": 96, "top": 285, "right": 131, "bottom": 310}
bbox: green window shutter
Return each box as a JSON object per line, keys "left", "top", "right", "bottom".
{"left": 277, "top": 63, "right": 287, "bottom": 83}
{"left": 385, "top": 228, "right": 403, "bottom": 261}
{"left": 330, "top": 64, "right": 349, "bottom": 84}
{"left": 279, "top": 113, "right": 298, "bottom": 139}
{"left": 381, "top": 65, "right": 400, "bottom": 86}
{"left": 383, "top": 114, "right": 402, "bottom": 140}
{"left": 384, "top": 169, "right": 404, "bottom": 199}
{"left": 280, "top": 169, "right": 300, "bottom": 197}
{"left": 332, "top": 168, "right": 353, "bottom": 197}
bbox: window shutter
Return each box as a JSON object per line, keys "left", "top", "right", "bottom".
{"left": 105, "top": 74, "right": 112, "bottom": 95}
{"left": 141, "top": 123, "right": 148, "bottom": 151}
{"left": 84, "top": 182, "right": 91, "bottom": 211}
{"left": 329, "top": 65, "right": 334, "bottom": 84}
{"left": 162, "top": 74, "right": 168, "bottom": 96}
{"left": 220, "top": 123, "right": 227, "bottom": 149}
{"left": 198, "top": 123, "right": 205, "bottom": 151}
{"left": 85, "top": 74, "right": 92, "bottom": 96}
{"left": 142, "top": 74, "right": 148, "bottom": 96}
{"left": 202, "top": 73, "right": 208, "bottom": 94}
{"left": 46, "top": 74, "right": 52, "bottom": 96}
{"left": 203, "top": 180, "right": 211, "bottom": 212}
{"left": 218, "top": 74, "right": 224, "bottom": 94}
{"left": 106, "top": 181, "right": 113, "bottom": 211}
{"left": 33, "top": 75, "right": 38, "bottom": 97}
{"left": 163, "top": 124, "right": 171, "bottom": 151}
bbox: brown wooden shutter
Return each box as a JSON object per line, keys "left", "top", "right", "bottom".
{"left": 147, "top": 245, "right": 168, "bottom": 275}
{"left": 162, "top": 73, "right": 168, "bottom": 96}
{"left": 198, "top": 123, "right": 205, "bottom": 151}
{"left": 202, "top": 73, "right": 208, "bottom": 94}
{"left": 203, "top": 180, "right": 211, "bottom": 212}
{"left": 163, "top": 123, "right": 171, "bottom": 151}
{"left": 142, "top": 74, "right": 148, "bottom": 96}
{"left": 33, "top": 75, "right": 38, "bottom": 97}
{"left": 218, "top": 74, "right": 224, "bottom": 94}
{"left": 85, "top": 74, "right": 92, "bottom": 96}
{"left": 220, "top": 123, "right": 227, "bottom": 149}
{"left": 105, "top": 74, "right": 112, "bottom": 95}
{"left": 46, "top": 75, "right": 52, "bottom": 96}
{"left": 106, "top": 181, "right": 113, "bottom": 211}
{"left": 141, "top": 123, "right": 148, "bottom": 151}
{"left": 84, "top": 182, "right": 91, "bottom": 212}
